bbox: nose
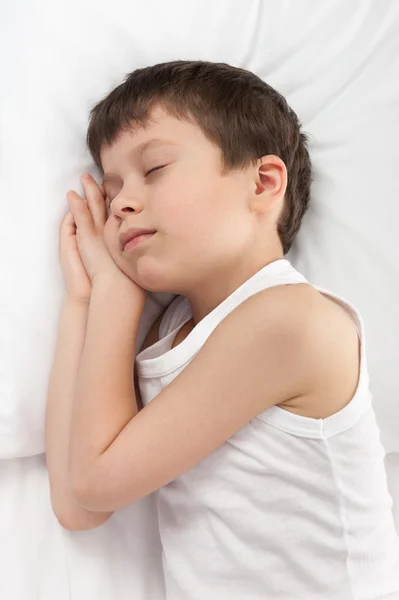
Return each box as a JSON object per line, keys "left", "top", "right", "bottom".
{"left": 110, "top": 191, "right": 144, "bottom": 218}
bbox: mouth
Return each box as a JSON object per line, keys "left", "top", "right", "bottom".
{"left": 120, "top": 229, "right": 157, "bottom": 252}
{"left": 124, "top": 232, "right": 155, "bottom": 252}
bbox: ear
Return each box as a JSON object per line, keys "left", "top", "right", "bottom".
{"left": 250, "top": 155, "right": 287, "bottom": 214}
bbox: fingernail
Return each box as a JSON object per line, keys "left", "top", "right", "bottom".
{"left": 81, "top": 173, "right": 91, "bottom": 180}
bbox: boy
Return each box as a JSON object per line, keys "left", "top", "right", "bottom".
{"left": 46, "top": 61, "right": 399, "bottom": 598}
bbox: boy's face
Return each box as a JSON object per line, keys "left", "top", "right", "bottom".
{"left": 101, "top": 105, "right": 257, "bottom": 294}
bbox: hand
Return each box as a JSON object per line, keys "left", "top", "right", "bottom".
{"left": 65, "top": 174, "right": 147, "bottom": 308}
{"left": 66, "top": 173, "right": 122, "bottom": 284}
{"left": 60, "top": 209, "right": 92, "bottom": 304}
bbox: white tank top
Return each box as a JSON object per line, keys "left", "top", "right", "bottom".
{"left": 136, "top": 259, "right": 399, "bottom": 600}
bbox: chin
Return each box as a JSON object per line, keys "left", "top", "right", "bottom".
{"left": 132, "top": 256, "right": 181, "bottom": 295}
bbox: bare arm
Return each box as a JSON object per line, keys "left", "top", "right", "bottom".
{"left": 69, "top": 281, "right": 321, "bottom": 513}
{"left": 45, "top": 297, "right": 114, "bottom": 530}
{"left": 69, "top": 275, "right": 144, "bottom": 489}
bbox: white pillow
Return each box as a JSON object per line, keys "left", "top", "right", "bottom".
{"left": 1, "top": 0, "right": 398, "bottom": 462}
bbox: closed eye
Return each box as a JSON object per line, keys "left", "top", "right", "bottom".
{"left": 145, "top": 165, "right": 167, "bottom": 178}
{"left": 105, "top": 164, "right": 168, "bottom": 210}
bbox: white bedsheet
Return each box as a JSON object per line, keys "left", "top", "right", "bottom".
{"left": 1, "top": 1, "right": 398, "bottom": 598}
{"left": 0, "top": 455, "right": 165, "bottom": 599}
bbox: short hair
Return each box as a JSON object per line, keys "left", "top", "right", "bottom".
{"left": 86, "top": 60, "right": 311, "bottom": 253}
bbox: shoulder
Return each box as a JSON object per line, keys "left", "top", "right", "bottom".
{"left": 232, "top": 282, "right": 358, "bottom": 352}
{"left": 220, "top": 283, "right": 319, "bottom": 348}
{"left": 216, "top": 283, "right": 360, "bottom": 408}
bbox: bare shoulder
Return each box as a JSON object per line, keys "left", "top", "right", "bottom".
{"left": 243, "top": 283, "right": 360, "bottom": 419}
{"left": 136, "top": 284, "right": 360, "bottom": 420}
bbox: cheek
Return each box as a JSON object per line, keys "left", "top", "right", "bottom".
{"left": 177, "top": 182, "right": 235, "bottom": 234}
{"left": 103, "top": 220, "right": 119, "bottom": 258}
{"left": 160, "top": 178, "right": 219, "bottom": 233}
{"left": 153, "top": 176, "right": 246, "bottom": 263}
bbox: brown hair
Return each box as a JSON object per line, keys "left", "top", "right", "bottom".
{"left": 86, "top": 60, "right": 311, "bottom": 253}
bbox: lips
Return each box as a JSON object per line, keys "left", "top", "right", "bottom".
{"left": 119, "top": 228, "right": 156, "bottom": 251}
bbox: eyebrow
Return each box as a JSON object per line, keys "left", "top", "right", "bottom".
{"left": 102, "top": 138, "right": 181, "bottom": 184}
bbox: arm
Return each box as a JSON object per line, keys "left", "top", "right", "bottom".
{"left": 45, "top": 297, "right": 114, "bottom": 530}
{"left": 69, "top": 274, "right": 144, "bottom": 492}
{"left": 69, "top": 281, "right": 316, "bottom": 513}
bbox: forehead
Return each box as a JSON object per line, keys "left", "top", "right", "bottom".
{"left": 100, "top": 107, "right": 208, "bottom": 179}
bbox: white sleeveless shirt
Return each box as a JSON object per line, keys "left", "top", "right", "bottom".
{"left": 136, "top": 259, "right": 399, "bottom": 600}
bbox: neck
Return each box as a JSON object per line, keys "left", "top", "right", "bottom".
{"left": 184, "top": 251, "right": 284, "bottom": 325}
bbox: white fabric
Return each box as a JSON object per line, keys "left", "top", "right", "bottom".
{"left": 0, "top": 455, "right": 165, "bottom": 600}
{"left": 136, "top": 259, "right": 399, "bottom": 600}
{"left": 1, "top": 0, "right": 399, "bottom": 599}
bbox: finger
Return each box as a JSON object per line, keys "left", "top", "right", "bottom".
{"left": 80, "top": 173, "right": 107, "bottom": 229}
{"left": 59, "top": 210, "right": 77, "bottom": 251}
{"left": 60, "top": 210, "right": 76, "bottom": 235}
{"left": 66, "top": 190, "right": 95, "bottom": 236}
